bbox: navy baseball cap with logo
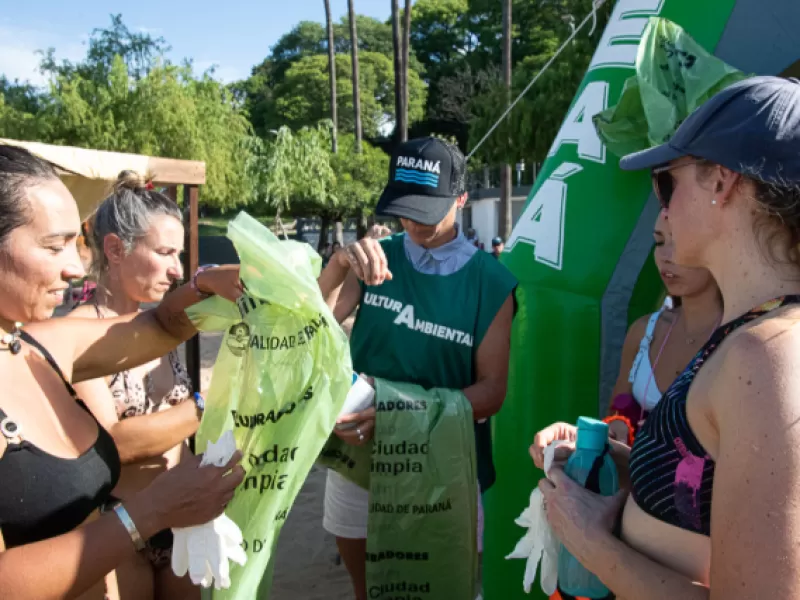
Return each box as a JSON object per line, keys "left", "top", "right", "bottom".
{"left": 620, "top": 76, "right": 800, "bottom": 182}
{"left": 376, "top": 137, "right": 467, "bottom": 226}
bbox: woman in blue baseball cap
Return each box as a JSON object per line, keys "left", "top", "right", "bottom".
{"left": 532, "top": 76, "right": 800, "bottom": 599}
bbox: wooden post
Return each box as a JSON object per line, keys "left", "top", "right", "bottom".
{"left": 183, "top": 185, "right": 201, "bottom": 394}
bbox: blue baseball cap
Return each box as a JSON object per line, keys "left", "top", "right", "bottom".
{"left": 620, "top": 76, "right": 800, "bottom": 183}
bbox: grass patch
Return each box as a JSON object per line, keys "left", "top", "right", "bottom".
{"left": 198, "top": 218, "right": 229, "bottom": 237}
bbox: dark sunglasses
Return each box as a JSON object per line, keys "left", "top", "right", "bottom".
{"left": 651, "top": 159, "right": 706, "bottom": 209}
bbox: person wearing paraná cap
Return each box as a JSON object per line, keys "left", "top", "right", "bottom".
{"left": 319, "top": 137, "right": 517, "bottom": 599}
{"left": 531, "top": 76, "right": 800, "bottom": 600}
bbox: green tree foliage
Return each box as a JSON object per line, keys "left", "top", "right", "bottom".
{"left": 271, "top": 52, "right": 425, "bottom": 138}
{"left": 328, "top": 132, "right": 388, "bottom": 217}
{"left": 250, "top": 123, "right": 387, "bottom": 222}
{"left": 267, "top": 21, "right": 328, "bottom": 82}
{"left": 334, "top": 15, "right": 394, "bottom": 56}
{"left": 0, "top": 77, "right": 50, "bottom": 140}
{"left": 242, "top": 15, "right": 424, "bottom": 140}
{"left": 252, "top": 123, "right": 336, "bottom": 219}
{"left": 409, "top": 0, "right": 613, "bottom": 166}
{"left": 466, "top": 0, "right": 613, "bottom": 166}
{"left": 409, "top": 0, "right": 474, "bottom": 81}
{"left": 0, "top": 15, "right": 257, "bottom": 210}
{"left": 2, "top": 3, "right": 622, "bottom": 218}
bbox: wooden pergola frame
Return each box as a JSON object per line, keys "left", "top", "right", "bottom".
{"left": 2, "top": 138, "right": 206, "bottom": 391}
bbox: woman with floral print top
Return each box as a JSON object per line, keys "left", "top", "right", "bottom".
{"left": 69, "top": 172, "right": 204, "bottom": 600}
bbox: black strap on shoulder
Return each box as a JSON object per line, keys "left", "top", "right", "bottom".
{"left": 19, "top": 330, "right": 80, "bottom": 402}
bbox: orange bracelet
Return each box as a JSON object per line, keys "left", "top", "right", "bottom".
{"left": 603, "top": 414, "right": 634, "bottom": 446}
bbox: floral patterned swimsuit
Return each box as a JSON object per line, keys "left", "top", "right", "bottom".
{"left": 109, "top": 351, "right": 192, "bottom": 419}
{"left": 92, "top": 302, "right": 193, "bottom": 568}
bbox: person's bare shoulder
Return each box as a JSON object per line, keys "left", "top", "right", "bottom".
{"left": 628, "top": 313, "right": 651, "bottom": 339}
{"left": 711, "top": 305, "right": 800, "bottom": 423}
{"left": 64, "top": 303, "right": 100, "bottom": 320}
{"left": 718, "top": 304, "right": 800, "bottom": 366}
{"left": 22, "top": 303, "right": 101, "bottom": 372}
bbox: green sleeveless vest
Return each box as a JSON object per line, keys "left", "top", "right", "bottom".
{"left": 349, "top": 234, "right": 517, "bottom": 489}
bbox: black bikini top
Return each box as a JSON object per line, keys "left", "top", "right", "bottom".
{"left": 0, "top": 330, "right": 121, "bottom": 548}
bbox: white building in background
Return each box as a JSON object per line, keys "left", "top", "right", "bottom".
{"left": 457, "top": 185, "right": 532, "bottom": 249}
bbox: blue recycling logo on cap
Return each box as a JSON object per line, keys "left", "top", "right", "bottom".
{"left": 394, "top": 156, "right": 441, "bottom": 188}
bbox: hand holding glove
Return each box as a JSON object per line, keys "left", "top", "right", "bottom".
{"left": 172, "top": 431, "right": 248, "bottom": 589}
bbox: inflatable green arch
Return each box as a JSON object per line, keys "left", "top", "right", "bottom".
{"left": 484, "top": 1, "right": 800, "bottom": 598}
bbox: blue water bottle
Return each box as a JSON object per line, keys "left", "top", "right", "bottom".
{"left": 557, "top": 417, "right": 618, "bottom": 598}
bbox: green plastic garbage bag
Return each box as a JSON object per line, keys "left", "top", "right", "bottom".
{"left": 594, "top": 17, "right": 749, "bottom": 157}
{"left": 318, "top": 429, "right": 371, "bottom": 490}
{"left": 324, "top": 379, "right": 478, "bottom": 600}
{"left": 186, "top": 212, "right": 352, "bottom": 600}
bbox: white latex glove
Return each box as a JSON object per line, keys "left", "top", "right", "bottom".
{"left": 171, "top": 431, "right": 247, "bottom": 589}
{"left": 505, "top": 441, "right": 563, "bottom": 594}
{"left": 192, "top": 513, "right": 247, "bottom": 589}
{"left": 171, "top": 528, "right": 190, "bottom": 580}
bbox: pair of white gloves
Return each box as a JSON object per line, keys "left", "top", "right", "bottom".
{"left": 505, "top": 441, "right": 563, "bottom": 595}
{"left": 171, "top": 431, "right": 248, "bottom": 589}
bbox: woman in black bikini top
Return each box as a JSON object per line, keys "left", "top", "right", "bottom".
{"left": 0, "top": 330, "right": 121, "bottom": 548}
{"left": 0, "top": 144, "right": 245, "bottom": 598}
{"left": 532, "top": 76, "right": 800, "bottom": 599}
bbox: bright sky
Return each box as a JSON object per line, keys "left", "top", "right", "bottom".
{"left": 1, "top": 0, "right": 392, "bottom": 86}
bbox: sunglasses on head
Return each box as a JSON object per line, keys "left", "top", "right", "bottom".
{"left": 651, "top": 158, "right": 707, "bottom": 209}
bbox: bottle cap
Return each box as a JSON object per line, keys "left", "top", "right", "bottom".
{"left": 575, "top": 416, "right": 609, "bottom": 451}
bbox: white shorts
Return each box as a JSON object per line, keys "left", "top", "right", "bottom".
{"left": 323, "top": 469, "right": 369, "bottom": 539}
{"left": 322, "top": 468, "right": 485, "bottom": 551}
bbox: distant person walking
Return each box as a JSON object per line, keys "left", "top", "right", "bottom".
{"left": 491, "top": 237, "right": 504, "bottom": 259}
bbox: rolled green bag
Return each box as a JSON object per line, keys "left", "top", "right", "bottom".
{"left": 317, "top": 438, "right": 371, "bottom": 490}
{"left": 593, "top": 17, "right": 749, "bottom": 157}
{"left": 322, "top": 379, "right": 478, "bottom": 600}
{"left": 317, "top": 429, "right": 371, "bottom": 490}
{"left": 187, "top": 212, "right": 352, "bottom": 600}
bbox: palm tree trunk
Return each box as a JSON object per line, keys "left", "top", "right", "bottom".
{"left": 356, "top": 208, "right": 368, "bottom": 238}
{"left": 318, "top": 215, "right": 331, "bottom": 252}
{"left": 391, "top": 0, "right": 405, "bottom": 143}
{"left": 401, "top": 0, "right": 412, "bottom": 141}
{"left": 324, "top": 0, "right": 338, "bottom": 154}
{"left": 499, "top": 0, "right": 513, "bottom": 240}
{"left": 348, "top": 0, "right": 362, "bottom": 153}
